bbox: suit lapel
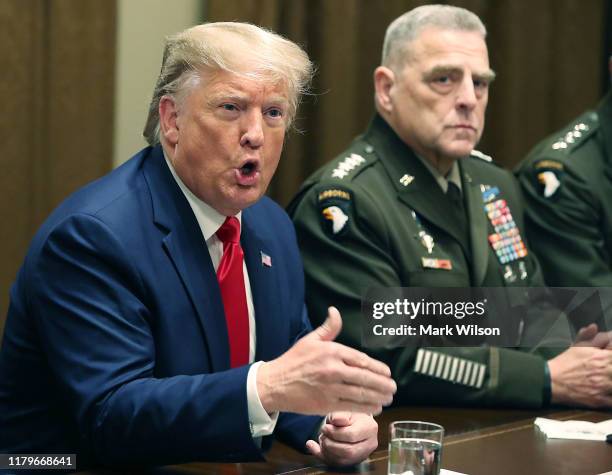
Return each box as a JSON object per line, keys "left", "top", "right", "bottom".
{"left": 240, "top": 208, "right": 283, "bottom": 362}
{"left": 461, "top": 160, "right": 489, "bottom": 286}
{"left": 143, "top": 146, "right": 231, "bottom": 371}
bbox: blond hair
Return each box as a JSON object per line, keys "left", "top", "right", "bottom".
{"left": 143, "top": 22, "right": 314, "bottom": 145}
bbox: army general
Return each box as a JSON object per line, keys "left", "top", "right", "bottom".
{"left": 290, "top": 5, "right": 612, "bottom": 409}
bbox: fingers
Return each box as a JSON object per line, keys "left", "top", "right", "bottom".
{"left": 305, "top": 439, "right": 323, "bottom": 458}
{"left": 308, "top": 306, "right": 343, "bottom": 342}
{"left": 327, "top": 412, "right": 352, "bottom": 427}
{"left": 317, "top": 433, "right": 377, "bottom": 466}
{"left": 322, "top": 414, "right": 377, "bottom": 444}
{"left": 575, "top": 324, "right": 612, "bottom": 349}
{"left": 326, "top": 387, "right": 385, "bottom": 414}
{"left": 337, "top": 344, "right": 393, "bottom": 377}
{"left": 593, "top": 331, "right": 612, "bottom": 349}
{"left": 576, "top": 323, "right": 598, "bottom": 343}
{"left": 339, "top": 364, "right": 397, "bottom": 396}
{"left": 338, "top": 382, "right": 393, "bottom": 408}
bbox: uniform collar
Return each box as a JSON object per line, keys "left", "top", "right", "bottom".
{"left": 415, "top": 154, "right": 462, "bottom": 194}
{"left": 363, "top": 114, "right": 464, "bottom": 194}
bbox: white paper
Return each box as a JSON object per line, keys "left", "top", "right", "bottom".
{"left": 534, "top": 417, "right": 612, "bottom": 441}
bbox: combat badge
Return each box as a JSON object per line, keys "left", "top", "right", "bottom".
{"left": 411, "top": 211, "right": 453, "bottom": 270}
{"left": 411, "top": 210, "right": 436, "bottom": 255}
{"left": 318, "top": 187, "right": 352, "bottom": 236}
{"left": 534, "top": 160, "right": 564, "bottom": 198}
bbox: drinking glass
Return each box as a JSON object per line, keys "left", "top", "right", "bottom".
{"left": 388, "top": 421, "right": 444, "bottom": 475}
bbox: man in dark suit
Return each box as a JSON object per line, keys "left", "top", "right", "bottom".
{"left": 0, "top": 22, "right": 396, "bottom": 470}
{"left": 289, "top": 5, "right": 612, "bottom": 409}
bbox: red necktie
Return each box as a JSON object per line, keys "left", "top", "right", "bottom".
{"left": 216, "top": 217, "right": 250, "bottom": 368}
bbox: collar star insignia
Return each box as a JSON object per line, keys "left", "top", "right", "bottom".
{"left": 399, "top": 174, "right": 414, "bottom": 186}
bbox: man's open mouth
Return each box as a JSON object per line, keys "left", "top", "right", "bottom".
{"left": 240, "top": 160, "right": 258, "bottom": 176}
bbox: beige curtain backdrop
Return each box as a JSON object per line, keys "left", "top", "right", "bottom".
{"left": 206, "top": 0, "right": 607, "bottom": 206}
{"left": 0, "top": 0, "right": 116, "bottom": 338}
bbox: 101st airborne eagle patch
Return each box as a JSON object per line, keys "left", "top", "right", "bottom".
{"left": 317, "top": 188, "right": 352, "bottom": 236}
{"left": 534, "top": 159, "right": 564, "bottom": 198}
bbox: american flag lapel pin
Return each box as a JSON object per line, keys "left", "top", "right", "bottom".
{"left": 260, "top": 251, "right": 272, "bottom": 267}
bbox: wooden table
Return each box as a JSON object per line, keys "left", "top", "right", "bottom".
{"left": 82, "top": 407, "right": 612, "bottom": 474}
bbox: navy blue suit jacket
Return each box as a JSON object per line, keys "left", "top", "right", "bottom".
{"left": 0, "top": 146, "right": 322, "bottom": 468}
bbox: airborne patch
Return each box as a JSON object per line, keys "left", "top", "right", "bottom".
{"left": 317, "top": 187, "right": 352, "bottom": 237}
{"left": 318, "top": 189, "right": 351, "bottom": 201}
{"left": 537, "top": 171, "right": 561, "bottom": 198}
{"left": 533, "top": 160, "right": 564, "bottom": 198}
{"left": 534, "top": 159, "right": 564, "bottom": 171}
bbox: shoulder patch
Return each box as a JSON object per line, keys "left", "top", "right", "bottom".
{"left": 330, "top": 153, "right": 366, "bottom": 179}
{"left": 549, "top": 112, "right": 598, "bottom": 154}
{"left": 534, "top": 159, "right": 564, "bottom": 171}
{"left": 537, "top": 170, "right": 563, "bottom": 198}
{"left": 533, "top": 159, "right": 564, "bottom": 197}
{"left": 317, "top": 186, "right": 352, "bottom": 237}
{"left": 318, "top": 188, "right": 351, "bottom": 201}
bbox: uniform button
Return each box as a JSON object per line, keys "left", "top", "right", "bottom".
{"left": 364, "top": 145, "right": 374, "bottom": 153}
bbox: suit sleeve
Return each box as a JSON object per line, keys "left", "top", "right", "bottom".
{"left": 269, "top": 213, "right": 325, "bottom": 453}
{"left": 26, "top": 213, "right": 263, "bottom": 465}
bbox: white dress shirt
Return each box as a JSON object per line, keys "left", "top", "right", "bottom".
{"left": 164, "top": 155, "right": 278, "bottom": 439}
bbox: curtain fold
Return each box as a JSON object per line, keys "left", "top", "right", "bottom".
{"left": 0, "top": 0, "right": 116, "bottom": 335}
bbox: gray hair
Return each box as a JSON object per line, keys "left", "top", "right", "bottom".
{"left": 382, "top": 5, "right": 487, "bottom": 71}
{"left": 143, "top": 22, "right": 314, "bottom": 145}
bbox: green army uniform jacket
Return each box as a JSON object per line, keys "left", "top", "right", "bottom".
{"left": 289, "top": 115, "right": 562, "bottom": 408}
{"left": 517, "top": 92, "right": 612, "bottom": 289}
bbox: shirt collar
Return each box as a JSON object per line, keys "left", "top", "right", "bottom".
{"left": 414, "top": 154, "right": 462, "bottom": 194}
{"left": 163, "top": 152, "right": 241, "bottom": 242}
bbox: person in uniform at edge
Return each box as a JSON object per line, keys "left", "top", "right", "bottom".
{"left": 290, "top": 6, "right": 612, "bottom": 409}
{"left": 517, "top": 57, "right": 612, "bottom": 291}
{"left": 0, "top": 23, "right": 397, "bottom": 470}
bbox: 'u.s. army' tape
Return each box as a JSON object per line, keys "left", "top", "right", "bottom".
{"left": 414, "top": 348, "right": 486, "bottom": 389}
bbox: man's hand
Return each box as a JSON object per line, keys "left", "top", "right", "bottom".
{"left": 574, "top": 323, "right": 612, "bottom": 349}
{"left": 548, "top": 346, "right": 612, "bottom": 408}
{"left": 257, "top": 307, "right": 396, "bottom": 415}
{"left": 305, "top": 412, "right": 378, "bottom": 467}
